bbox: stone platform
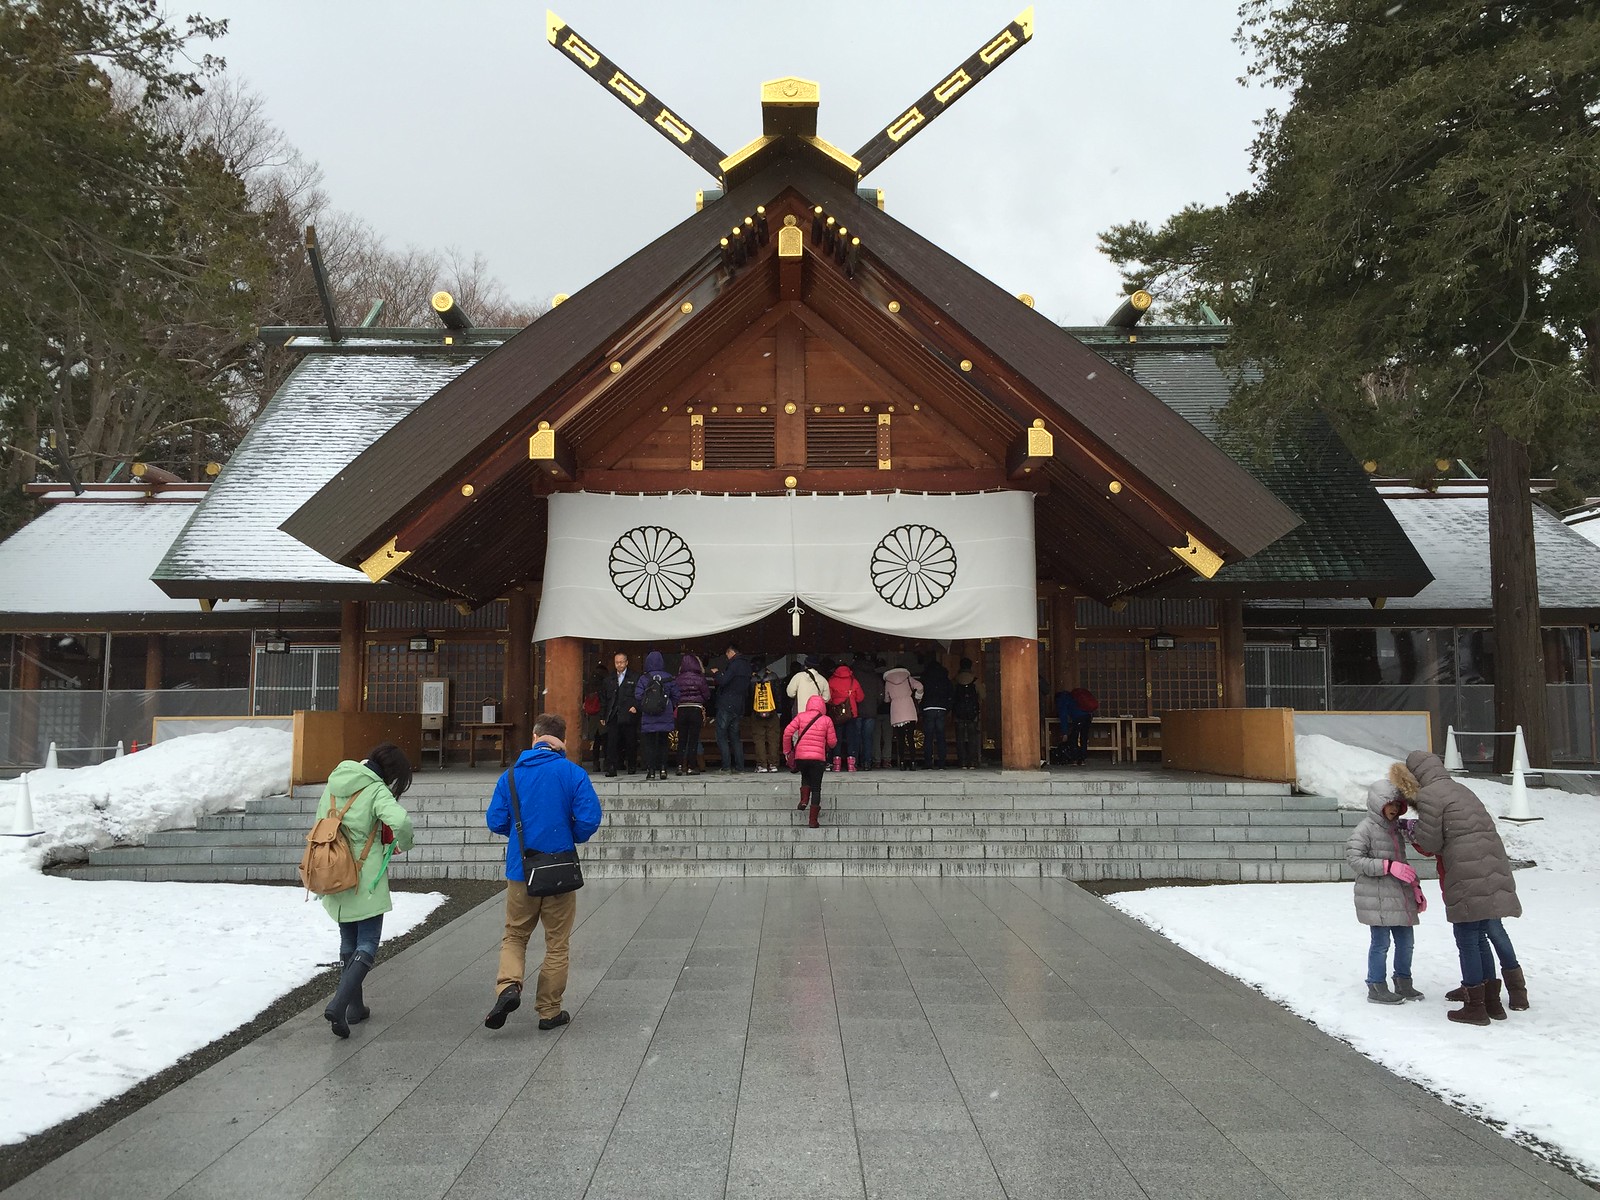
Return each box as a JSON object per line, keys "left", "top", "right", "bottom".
{"left": 4, "top": 879, "right": 1579, "bottom": 1200}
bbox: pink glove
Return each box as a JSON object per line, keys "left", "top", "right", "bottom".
{"left": 1385, "top": 860, "right": 1418, "bottom": 884}
{"left": 1412, "top": 884, "right": 1427, "bottom": 913}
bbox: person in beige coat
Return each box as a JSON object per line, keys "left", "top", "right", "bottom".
{"left": 1393, "top": 752, "right": 1528, "bottom": 1025}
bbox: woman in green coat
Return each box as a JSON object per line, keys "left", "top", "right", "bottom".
{"left": 318, "top": 743, "right": 416, "bottom": 1038}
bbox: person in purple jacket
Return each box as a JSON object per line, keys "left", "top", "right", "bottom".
{"left": 633, "top": 650, "right": 679, "bottom": 781}
{"left": 673, "top": 652, "right": 712, "bottom": 775}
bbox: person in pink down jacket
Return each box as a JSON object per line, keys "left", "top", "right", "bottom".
{"left": 783, "top": 694, "right": 837, "bottom": 829}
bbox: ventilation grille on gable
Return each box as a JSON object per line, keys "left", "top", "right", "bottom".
{"left": 703, "top": 416, "right": 775, "bottom": 469}
{"left": 806, "top": 414, "right": 878, "bottom": 468}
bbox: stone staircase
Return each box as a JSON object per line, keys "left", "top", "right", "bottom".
{"left": 63, "top": 769, "right": 1390, "bottom": 883}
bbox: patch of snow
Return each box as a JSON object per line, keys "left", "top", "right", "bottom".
{"left": 1296, "top": 733, "right": 1397, "bottom": 807}
{"left": 0, "top": 857, "right": 442, "bottom": 1144}
{"left": 0, "top": 727, "right": 291, "bottom": 869}
{"left": 1113, "top": 738, "right": 1600, "bottom": 1181}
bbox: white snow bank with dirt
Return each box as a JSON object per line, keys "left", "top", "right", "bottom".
{"left": 1113, "top": 749, "right": 1600, "bottom": 1181}
{"left": 0, "top": 855, "right": 443, "bottom": 1144}
{"left": 1295, "top": 733, "right": 1399, "bottom": 807}
{"left": 0, "top": 726, "right": 291, "bottom": 868}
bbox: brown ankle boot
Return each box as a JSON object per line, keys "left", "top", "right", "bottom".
{"left": 807, "top": 799, "right": 820, "bottom": 828}
{"left": 1482, "top": 978, "right": 1507, "bottom": 1020}
{"left": 1447, "top": 983, "right": 1492, "bottom": 1026}
{"left": 1445, "top": 985, "right": 1466, "bottom": 1002}
{"left": 796, "top": 785, "right": 810, "bottom": 812}
{"left": 1504, "top": 966, "right": 1529, "bottom": 1010}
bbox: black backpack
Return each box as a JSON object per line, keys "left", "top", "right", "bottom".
{"left": 953, "top": 681, "right": 980, "bottom": 721}
{"left": 640, "top": 675, "right": 668, "bottom": 717}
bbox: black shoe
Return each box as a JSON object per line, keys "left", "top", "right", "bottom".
{"left": 324, "top": 950, "right": 374, "bottom": 1039}
{"left": 538, "top": 1010, "right": 571, "bottom": 1031}
{"left": 484, "top": 983, "right": 523, "bottom": 1029}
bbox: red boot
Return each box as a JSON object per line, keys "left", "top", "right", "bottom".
{"left": 808, "top": 798, "right": 820, "bottom": 828}
{"left": 796, "top": 785, "right": 810, "bottom": 812}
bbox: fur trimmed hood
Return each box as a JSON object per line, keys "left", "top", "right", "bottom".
{"left": 1390, "top": 761, "right": 1420, "bottom": 800}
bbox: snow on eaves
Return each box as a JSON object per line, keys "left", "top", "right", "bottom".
{"left": 153, "top": 353, "right": 478, "bottom": 588}
{"left": 1252, "top": 495, "right": 1600, "bottom": 613}
{"left": 0, "top": 500, "right": 291, "bottom": 616}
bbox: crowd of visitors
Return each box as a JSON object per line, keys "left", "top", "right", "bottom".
{"left": 581, "top": 646, "right": 991, "bottom": 776}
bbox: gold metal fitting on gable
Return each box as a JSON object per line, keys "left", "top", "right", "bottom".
{"left": 1171, "top": 532, "right": 1224, "bottom": 580}
{"left": 1018, "top": 293, "right": 1035, "bottom": 308}
{"left": 528, "top": 422, "right": 559, "bottom": 462}
{"left": 778, "top": 226, "right": 803, "bottom": 257}
{"left": 460, "top": 484, "right": 475, "bottom": 497}
{"left": 360, "top": 537, "right": 412, "bottom": 584}
{"left": 1026, "top": 422, "right": 1053, "bottom": 458}
{"left": 761, "top": 77, "right": 820, "bottom": 107}
{"left": 784, "top": 475, "right": 798, "bottom": 489}
{"left": 552, "top": 293, "right": 569, "bottom": 307}
{"left": 680, "top": 301, "right": 694, "bottom": 314}
{"left": 887, "top": 300, "right": 901, "bottom": 313}
{"left": 1108, "top": 480, "right": 1123, "bottom": 494}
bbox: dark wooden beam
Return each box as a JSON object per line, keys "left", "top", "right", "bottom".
{"left": 572, "top": 467, "right": 1026, "bottom": 493}
{"left": 775, "top": 316, "right": 806, "bottom": 468}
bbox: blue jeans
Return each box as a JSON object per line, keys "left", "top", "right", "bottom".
{"left": 853, "top": 716, "right": 876, "bottom": 766}
{"left": 1453, "top": 920, "right": 1496, "bottom": 986}
{"left": 1366, "top": 925, "right": 1414, "bottom": 984}
{"left": 715, "top": 709, "right": 745, "bottom": 770}
{"left": 1485, "top": 918, "right": 1520, "bottom": 972}
{"left": 339, "top": 914, "right": 384, "bottom": 962}
{"left": 922, "top": 708, "right": 948, "bottom": 767}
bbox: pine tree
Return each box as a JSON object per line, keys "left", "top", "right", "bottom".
{"left": 1101, "top": 0, "right": 1600, "bottom": 770}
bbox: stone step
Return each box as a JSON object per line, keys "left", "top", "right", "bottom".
{"left": 63, "top": 858, "right": 1352, "bottom": 884}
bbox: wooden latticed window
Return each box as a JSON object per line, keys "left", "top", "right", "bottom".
{"left": 1077, "top": 638, "right": 1147, "bottom": 717}
{"left": 366, "top": 639, "right": 506, "bottom": 731}
{"left": 1149, "top": 638, "right": 1221, "bottom": 714}
{"left": 703, "top": 416, "right": 775, "bottom": 469}
{"left": 806, "top": 413, "right": 878, "bottom": 467}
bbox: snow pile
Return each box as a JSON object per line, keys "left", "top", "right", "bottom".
{"left": 1113, "top": 747, "right": 1600, "bottom": 1181}
{"left": 0, "top": 727, "right": 291, "bottom": 868}
{"left": 1295, "top": 733, "right": 1397, "bottom": 807}
{"left": 0, "top": 857, "right": 443, "bottom": 1144}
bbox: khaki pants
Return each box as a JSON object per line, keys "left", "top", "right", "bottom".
{"left": 497, "top": 881, "right": 578, "bottom": 1018}
{"left": 752, "top": 716, "right": 782, "bottom": 769}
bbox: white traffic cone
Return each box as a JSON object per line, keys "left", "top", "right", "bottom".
{"left": 44, "top": 742, "right": 58, "bottom": 769}
{"left": 1443, "top": 726, "right": 1463, "bottom": 772}
{"left": 1503, "top": 765, "right": 1540, "bottom": 823}
{"left": 1511, "top": 725, "right": 1531, "bottom": 776}
{"left": 115, "top": 740, "right": 125, "bottom": 758}
{"left": 6, "top": 774, "right": 43, "bottom": 838}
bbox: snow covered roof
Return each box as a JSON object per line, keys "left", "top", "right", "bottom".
{"left": 153, "top": 352, "right": 480, "bottom": 599}
{"left": 1565, "top": 504, "right": 1600, "bottom": 551}
{"left": 0, "top": 497, "right": 327, "bottom": 623}
{"left": 1251, "top": 493, "right": 1600, "bottom": 616}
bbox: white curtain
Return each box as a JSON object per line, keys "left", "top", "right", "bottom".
{"left": 531, "top": 491, "right": 1036, "bottom": 641}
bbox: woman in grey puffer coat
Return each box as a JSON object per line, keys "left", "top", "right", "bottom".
{"left": 1346, "top": 780, "right": 1425, "bottom": 1006}
{"left": 1395, "top": 752, "right": 1525, "bottom": 1026}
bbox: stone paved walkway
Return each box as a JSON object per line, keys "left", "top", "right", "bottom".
{"left": 4, "top": 880, "right": 1587, "bottom": 1200}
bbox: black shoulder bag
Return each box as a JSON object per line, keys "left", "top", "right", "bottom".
{"left": 508, "top": 766, "right": 584, "bottom": 897}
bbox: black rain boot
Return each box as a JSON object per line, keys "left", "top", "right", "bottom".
{"left": 337, "top": 954, "right": 372, "bottom": 1025}
{"left": 324, "top": 950, "right": 374, "bottom": 1039}
{"left": 1504, "top": 967, "right": 1529, "bottom": 1011}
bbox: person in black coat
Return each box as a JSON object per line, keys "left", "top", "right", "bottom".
{"left": 707, "top": 642, "right": 752, "bottom": 773}
{"left": 919, "top": 653, "right": 953, "bottom": 769}
{"left": 598, "top": 651, "right": 640, "bottom": 777}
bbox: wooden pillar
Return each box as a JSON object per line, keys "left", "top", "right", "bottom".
{"left": 17, "top": 635, "right": 41, "bottom": 763}
{"left": 338, "top": 600, "right": 365, "bottom": 712}
{"left": 141, "top": 634, "right": 164, "bottom": 747}
{"left": 505, "top": 589, "right": 533, "bottom": 752}
{"left": 1219, "top": 598, "right": 1247, "bottom": 708}
{"left": 542, "top": 636, "right": 584, "bottom": 750}
{"left": 999, "top": 635, "right": 1042, "bottom": 770}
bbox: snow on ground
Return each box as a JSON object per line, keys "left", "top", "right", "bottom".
{"left": 1295, "top": 732, "right": 1402, "bottom": 807}
{"left": 0, "top": 855, "right": 443, "bottom": 1144}
{"left": 0, "top": 726, "right": 292, "bottom": 868}
{"left": 1113, "top": 751, "right": 1600, "bottom": 1181}
{"left": 0, "top": 728, "right": 445, "bottom": 1144}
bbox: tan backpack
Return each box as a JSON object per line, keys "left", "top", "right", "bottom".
{"left": 298, "top": 787, "right": 378, "bottom": 896}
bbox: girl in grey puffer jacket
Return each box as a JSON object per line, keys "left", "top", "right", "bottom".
{"left": 1346, "top": 780, "right": 1426, "bottom": 1006}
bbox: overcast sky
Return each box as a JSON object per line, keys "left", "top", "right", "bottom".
{"left": 186, "top": 0, "right": 1277, "bottom": 325}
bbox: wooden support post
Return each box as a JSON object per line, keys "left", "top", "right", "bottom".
{"left": 17, "top": 635, "right": 41, "bottom": 763}
{"left": 542, "top": 636, "right": 584, "bottom": 752}
{"left": 338, "top": 600, "right": 365, "bottom": 712}
{"left": 143, "top": 633, "right": 164, "bottom": 747}
{"left": 506, "top": 590, "right": 533, "bottom": 753}
{"left": 999, "top": 635, "right": 1042, "bottom": 770}
{"left": 775, "top": 317, "right": 806, "bottom": 468}
{"left": 1219, "top": 598, "right": 1246, "bottom": 708}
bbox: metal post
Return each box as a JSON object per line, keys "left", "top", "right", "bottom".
{"left": 1443, "top": 725, "right": 1463, "bottom": 772}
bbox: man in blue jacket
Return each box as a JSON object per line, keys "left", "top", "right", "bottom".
{"left": 483, "top": 713, "right": 602, "bottom": 1031}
